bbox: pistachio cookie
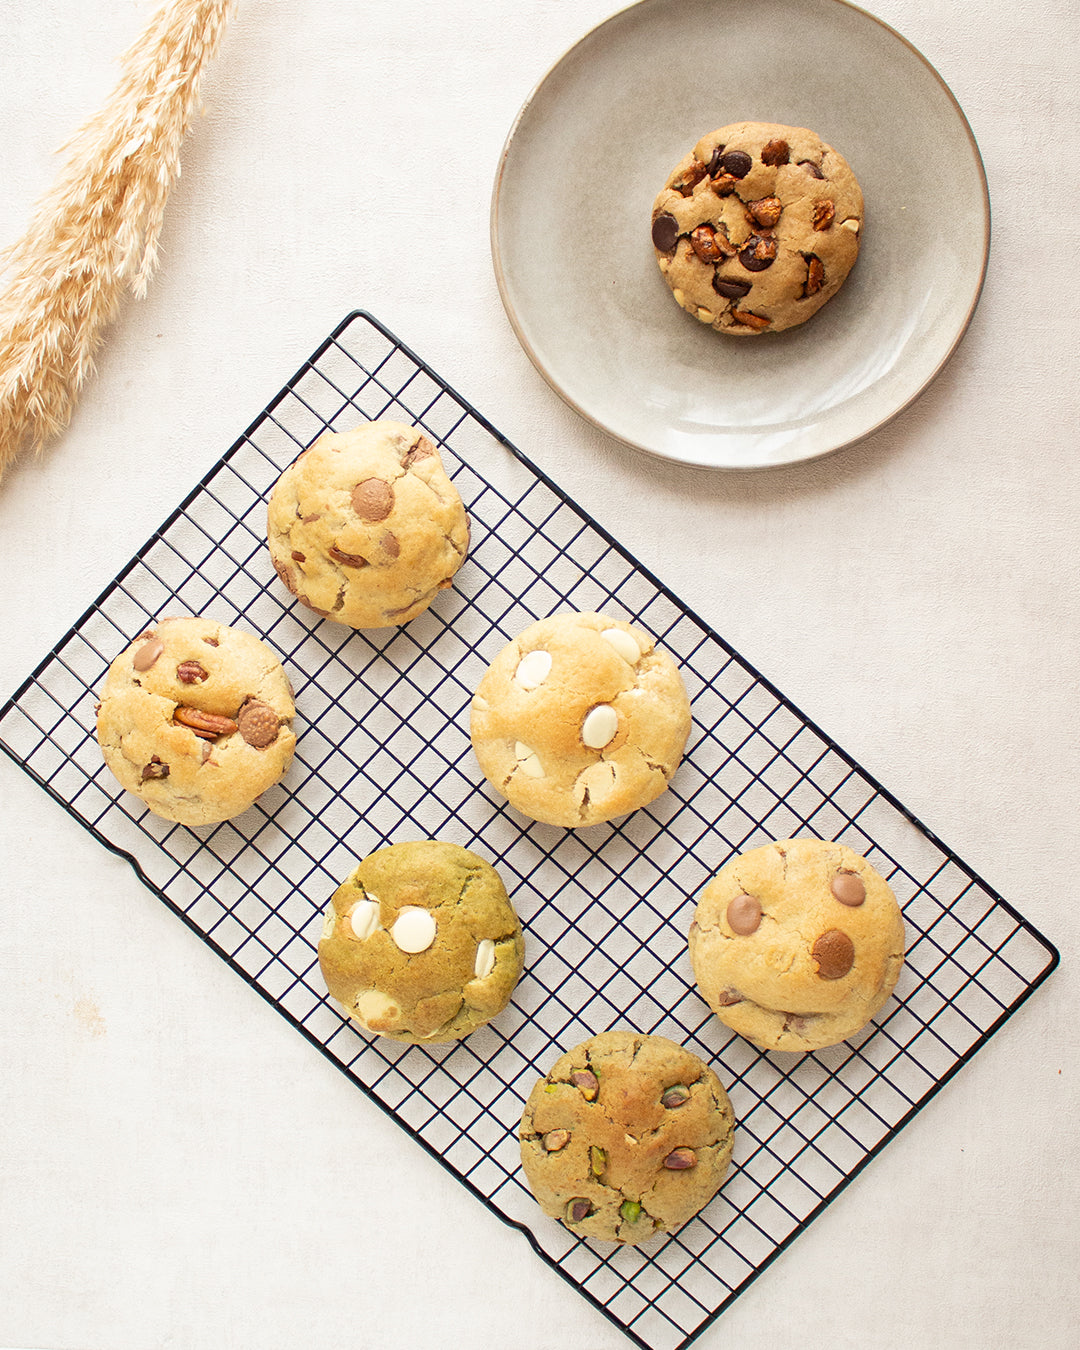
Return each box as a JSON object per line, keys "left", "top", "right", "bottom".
{"left": 470, "top": 612, "right": 692, "bottom": 828}
{"left": 267, "top": 419, "right": 469, "bottom": 628}
{"left": 519, "top": 1031, "right": 735, "bottom": 1245}
{"left": 689, "top": 838, "right": 905, "bottom": 1052}
{"left": 96, "top": 617, "right": 296, "bottom": 827}
{"left": 318, "top": 840, "right": 525, "bottom": 1044}
{"left": 651, "top": 121, "right": 863, "bottom": 334}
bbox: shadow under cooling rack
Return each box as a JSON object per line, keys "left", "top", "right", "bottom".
{"left": 0, "top": 311, "right": 1058, "bottom": 1350}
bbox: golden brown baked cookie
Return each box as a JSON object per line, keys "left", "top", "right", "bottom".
{"left": 651, "top": 121, "right": 863, "bottom": 334}
{"left": 519, "top": 1031, "right": 735, "bottom": 1245}
{"left": 469, "top": 612, "right": 692, "bottom": 828}
{"left": 689, "top": 838, "right": 905, "bottom": 1052}
{"left": 95, "top": 616, "right": 296, "bottom": 827}
{"left": 318, "top": 840, "right": 524, "bottom": 1043}
{"left": 267, "top": 419, "right": 469, "bottom": 628}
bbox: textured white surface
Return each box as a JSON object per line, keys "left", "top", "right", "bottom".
{"left": 0, "top": 2, "right": 1077, "bottom": 1348}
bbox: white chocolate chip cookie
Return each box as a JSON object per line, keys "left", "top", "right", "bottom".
{"left": 651, "top": 121, "right": 863, "bottom": 335}
{"left": 689, "top": 838, "right": 906, "bottom": 1052}
{"left": 267, "top": 420, "right": 469, "bottom": 629}
{"left": 95, "top": 617, "right": 296, "bottom": 827}
{"left": 519, "top": 1031, "right": 735, "bottom": 1245}
{"left": 318, "top": 840, "right": 525, "bottom": 1044}
{"left": 469, "top": 612, "right": 692, "bottom": 828}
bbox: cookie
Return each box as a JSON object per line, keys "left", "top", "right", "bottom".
{"left": 469, "top": 612, "right": 692, "bottom": 828}
{"left": 267, "top": 419, "right": 469, "bottom": 629}
{"left": 689, "top": 838, "right": 905, "bottom": 1052}
{"left": 318, "top": 840, "right": 525, "bottom": 1044}
{"left": 519, "top": 1031, "right": 735, "bottom": 1245}
{"left": 651, "top": 121, "right": 863, "bottom": 334}
{"left": 96, "top": 616, "right": 296, "bottom": 827}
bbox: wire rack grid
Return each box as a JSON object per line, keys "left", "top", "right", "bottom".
{"left": 0, "top": 311, "right": 1058, "bottom": 1350}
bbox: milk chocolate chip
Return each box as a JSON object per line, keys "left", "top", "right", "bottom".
{"left": 799, "top": 160, "right": 825, "bottom": 179}
{"left": 831, "top": 871, "right": 866, "bottom": 907}
{"left": 351, "top": 477, "right": 394, "bottom": 521}
{"left": 133, "top": 636, "right": 163, "bottom": 672}
{"left": 652, "top": 212, "right": 679, "bottom": 252}
{"left": 812, "top": 929, "right": 855, "bottom": 980}
{"left": 727, "top": 893, "right": 762, "bottom": 935}
{"left": 237, "top": 700, "right": 280, "bottom": 749}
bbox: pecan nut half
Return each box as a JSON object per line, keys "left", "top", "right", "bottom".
{"left": 174, "top": 706, "right": 239, "bottom": 739}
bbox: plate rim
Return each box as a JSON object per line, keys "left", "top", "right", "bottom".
{"left": 490, "top": 0, "right": 992, "bottom": 471}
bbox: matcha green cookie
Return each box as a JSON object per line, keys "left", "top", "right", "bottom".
{"left": 318, "top": 840, "right": 524, "bottom": 1043}
{"left": 689, "top": 837, "right": 905, "bottom": 1052}
{"left": 519, "top": 1031, "right": 735, "bottom": 1245}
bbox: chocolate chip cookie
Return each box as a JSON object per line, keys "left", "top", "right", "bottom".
{"left": 519, "top": 1031, "right": 735, "bottom": 1245}
{"left": 469, "top": 612, "right": 692, "bottom": 828}
{"left": 96, "top": 616, "right": 296, "bottom": 827}
{"left": 267, "top": 419, "right": 470, "bottom": 629}
{"left": 689, "top": 838, "right": 905, "bottom": 1052}
{"left": 318, "top": 840, "right": 525, "bottom": 1044}
{"left": 651, "top": 121, "right": 863, "bottom": 334}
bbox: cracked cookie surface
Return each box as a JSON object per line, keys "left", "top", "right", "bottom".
{"left": 519, "top": 1031, "right": 735, "bottom": 1245}
{"left": 96, "top": 616, "right": 296, "bottom": 827}
{"left": 651, "top": 121, "right": 863, "bottom": 335}
{"left": 267, "top": 419, "right": 469, "bottom": 629}
{"left": 469, "top": 612, "right": 692, "bottom": 828}
{"left": 689, "top": 838, "right": 905, "bottom": 1052}
{"left": 318, "top": 840, "right": 525, "bottom": 1043}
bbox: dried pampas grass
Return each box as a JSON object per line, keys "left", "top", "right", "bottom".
{"left": 0, "top": 0, "right": 236, "bottom": 482}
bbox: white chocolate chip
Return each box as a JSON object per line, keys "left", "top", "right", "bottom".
{"left": 346, "top": 898, "right": 380, "bottom": 941}
{"left": 391, "top": 906, "right": 437, "bottom": 953}
{"left": 474, "top": 938, "right": 496, "bottom": 980}
{"left": 582, "top": 704, "right": 618, "bottom": 749}
{"left": 320, "top": 905, "right": 336, "bottom": 941}
{"left": 472, "top": 694, "right": 490, "bottom": 712}
{"left": 514, "top": 741, "right": 544, "bottom": 777}
{"left": 514, "top": 649, "right": 552, "bottom": 691}
{"left": 601, "top": 628, "right": 640, "bottom": 664}
{"left": 696, "top": 307, "right": 713, "bottom": 323}
{"left": 352, "top": 989, "right": 401, "bottom": 1030}
{"left": 840, "top": 218, "right": 860, "bottom": 233}
{"left": 672, "top": 287, "right": 686, "bottom": 306}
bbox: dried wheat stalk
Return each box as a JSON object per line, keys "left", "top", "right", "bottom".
{"left": 0, "top": 0, "right": 236, "bottom": 481}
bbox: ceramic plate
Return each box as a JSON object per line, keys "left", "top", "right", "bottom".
{"left": 491, "top": 0, "right": 990, "bottom": 469}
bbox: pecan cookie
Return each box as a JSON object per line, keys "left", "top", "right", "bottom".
{"left": 651, "top": 121, "right": 863, "bottom": 334}
{"left": 519, "top": 1031, "right": 735, "bottom": 1245}
{"left": 469, "top": 612, "right": 692, "bottom": 828}
{"left": 689, "top": 838, "right": 906, "bottom": 1052}
{"left": 318, "top": 840, "right": 525, "bottom": 1044}
{"left": 267, "top": 419, "right": 469, "bottom": 629}
{"left": 96, "top": 617, "right": 296, "bottom": 827}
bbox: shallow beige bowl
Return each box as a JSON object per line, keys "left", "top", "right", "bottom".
{"left": 491, "top": 0, "right": 990, "bottom": 469}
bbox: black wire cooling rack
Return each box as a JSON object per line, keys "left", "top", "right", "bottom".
{"left": 0, "top": 311, "right": 1058, "bottom": 1350}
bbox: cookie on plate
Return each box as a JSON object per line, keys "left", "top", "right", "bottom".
{"left": 651, "top": 121, "right": 863, "bottom": 334}
{"left": 689, "top": 837, "right": 905, "bottom": 1052}
{"left": 318, "top": 840, "right": 525, "bottom": 1043}
{"left": 96, "top": 616, "right": 296, "bottom": 827}
{"left": 267, "top": 419, "right": 469, "bottom": 628}
{"left": 519, "top": 1031, "right": 735, "bottom": 1245}
{"left": 469, "top": 612, "right": 692, "bottom": 828}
